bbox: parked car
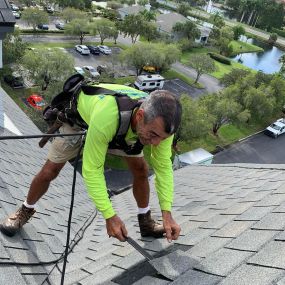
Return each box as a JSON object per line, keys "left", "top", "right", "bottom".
{"left": 87, "top": 45, "right": 100, "bottom": 55}
{"left": 75, "top": 45, "right": 90, "bottom": 55}
{"left": 83, "top": 66, "right": 100, "bottom": 78}
{"left": 37, "top": 24, "right": 49, "bottom": 30}
{"left": 27, "top": 94, "right": 46, "bottom": 110}
{"left": 55, "top": 22, "right": 64, "bottom": 30}
{"left": 98, "top": 45, "right": 112, "bottom": 55}
{"left": 46, "top": 5, "right": 54, "bottom": 13}
{"left": 4, "top": 73, "right": 24, "bottom": 89}
{"left": 11, "top": 4, "right": 19, "bottom": 11}
{"left": 74, "top": 66, "right": 85, "bottom": 75}
{"left": 264, "top": 118, "right": 285, "bottom": 138}
{"left": 143, "top": 65, "right": 158, "bottom": 73}
{"left": 12, "top": 11, "right": 21, "bottom": 19}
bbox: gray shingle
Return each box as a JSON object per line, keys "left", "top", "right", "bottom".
{"left": 79, "top": 265, "right": 125, "bottom": 285}
{"left": 225, "top": 229, "right": 277, "bottom": 252}
{"left": 0, "top": 266, "right": 27, "bottom": 285}
{"left": 211, "top": 221, "right": 253, "bottom": 238}
{"left": 254, "top": 194, "right": 285, "bottom": 207}
{"left": 199, "top": 214, "right": 234, "bottom": 229}
{"left": 171, "top": 269, "right": 222, "bottom": 285}
{"left": 132, "top": 276, "right": 169, "bottom": 285}
{"left": 219, "top": 264, "right": 284, "bottom": 285}
{"left": 175, "top": 228, "right": 215, "bottom": 246}
{"left": 186, "top": 236, "right": 232, "bottom": 258}
{"left": 221, "top": 202, "right": 254, "bottom": 215}
{"left": 248, "top": 241, "right": 285, "bottom": 269}
{"left": 194, "top": 248, "right": 253, "bottom": 277}
{"left": 112, "top": 250, "right": 146, "bottom": 269}
{"left": 251, "top": 213, "right": 285, "bottom": 230}
{"left": 149, "top": 250, "right": 200, "bottom": 281}
{"left": 235, "top": 207, "right": 274, "bottom": 221}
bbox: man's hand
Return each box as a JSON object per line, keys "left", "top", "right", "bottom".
{"left": 162, "top": 210, "right": 181, "bottom": 242}
{"left": 106, "top": 215, "right": 128, "bottom": 242}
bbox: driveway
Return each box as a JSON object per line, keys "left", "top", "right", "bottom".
{"left": 213, "top": 132, "right": 285, "bottom": 164}
{"left": 164, "top": 78, "right": 205, "bottom": 98}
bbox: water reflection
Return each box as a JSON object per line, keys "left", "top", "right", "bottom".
{"left": 231, "top": 36, "right": 284, "bottom": 74}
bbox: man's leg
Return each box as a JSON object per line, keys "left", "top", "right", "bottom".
{"left": 124, "top": 157, "right": 149, "bottom": 208}
{"left": 0, "top": 160, "right": 65, "bottom": 237}
{"left": 124, "top": 157, "right": 165, "bottom": 238}
{"left": 26, "top": 160, "right": 65, "bottom": 205}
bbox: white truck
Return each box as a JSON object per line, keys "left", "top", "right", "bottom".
{"left": 134, "top": 74, "right": 165, "bottom": 91}
{"left": 264, "top": 118, "right": 285, "bottom": 138}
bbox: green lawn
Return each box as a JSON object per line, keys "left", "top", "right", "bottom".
{"left": 162, "top": 69, "right": 203, "bottom": 88}
{"left": 29, "top": 41, "right": 128, "bottom": 50}
{"left": 230, "top": 40, "right": 264, "bottom": 56}
{"left": 179, "top": 122, "right": 266, "bottom": 154}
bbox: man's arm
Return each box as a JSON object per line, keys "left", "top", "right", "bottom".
{"left": 150, "top": 135, "right": 181, "bottom": 241}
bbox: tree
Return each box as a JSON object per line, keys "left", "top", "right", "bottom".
{"left": 232, "top": 25, "right": 245, "bottom": 40}
{"left": 177, "top": 3, "right": 191, "bottom": 17}
{"left": 179, "top": 95, "right": 211, "bottom": 141}
{"left": 120, "top": 42, "right": 180, "bottom": 75}
{"left": 20, "top": 49, "right": 74, "bottom": 98}
{"left": 55, "top": 0, "right": 91, "bottom": 9}
{"left": 90, "top": 19, "right": 116, "bottom": 45}
{"left": 141, "top": 22, "right": 159, "bottom": 42}
{"left": 139, "top": 9, "right": 156, "bottom": 21}
{"left": 214, "top": 26, "right": 234, "bottom": 56}
{"left": 189, "top": 54, "right": 216, "bottom": 83}
{"left": 209, "top": 12, "right": 225, "bottom": 28}
{"left": 61, "top": 7, "right": 87, "bottom": 23}
{"left": 3, "top": 28, "right": 29, "bottom": 64}
{"left": 21, "top": 8, "right": 49, "bottom": 30}
{"left": 220, "top": 68, "right": 251, "bottom": 87}
{"left": 64, "top": 19, "right": 90, "bottom": 45}
{"left": 119, "top": 14, "right": 146, "bottom": 43}
{"left": 268, "top": 33, "right": 277, "bottom": 45}
{"left": 279, "top": 54, "right": 285, "bottom": 74}
{"left": 201, "top": 91, "right": 242, "bottom": 135}
{"left": 172, "top": 20, "right": 200, "bottom": 41}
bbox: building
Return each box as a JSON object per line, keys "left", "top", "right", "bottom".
{"left": 117, "top": 5, "right": 145, "bottom": 19}
{"left": 156, "top": 12, "right": 212, "bottom": 44}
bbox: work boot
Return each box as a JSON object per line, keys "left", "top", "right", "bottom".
{"left": 138, "top": 210, "right": 165, "bottom": 238}
{"left": 0, "top": 204, "right": 36, "bottom": 237}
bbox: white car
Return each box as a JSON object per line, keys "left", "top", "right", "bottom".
{"left": 75, "top": 45, "right": 90, "bottom": 55}
{"left": 83, "top": 66, "right": 100, "bottom": 78}
{"left": 98, "top": 45, "right": 112, "bottom": 55}
{"left": 11, "top": 4, "right": 19, "bottom": 11}
{"left": 264, "top": 118, "right": 285, "bottom": 138}
{"left": 12, "top": 11, "right": 20, "bottom": 19}
{"left": 74, "top": 66, "right": 85, "bottom": 75}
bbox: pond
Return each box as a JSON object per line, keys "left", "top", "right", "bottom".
{"left": 231, "top": 36, "right": 284, "bottom": 74}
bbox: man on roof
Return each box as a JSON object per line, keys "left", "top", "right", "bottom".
{"left": 0, "top": 83, "right": 182, "bottom": 242}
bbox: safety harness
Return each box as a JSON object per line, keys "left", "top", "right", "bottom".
{"left": 42, "top": 74, "right": 145, "bottom": 155}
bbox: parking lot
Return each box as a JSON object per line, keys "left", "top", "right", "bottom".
{"left": 65, "top": 46, "right": 137, "bottom": 78}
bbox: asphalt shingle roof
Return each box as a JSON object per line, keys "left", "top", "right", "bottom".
{"left": 2, "top": 85, "right": 285, "bottom": 284}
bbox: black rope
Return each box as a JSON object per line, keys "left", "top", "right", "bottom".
{"left": 0, "top": 132, "right": 86, "bottom": 140}
{"left": 60, "top": 135, "right": 85, "bottom": 285}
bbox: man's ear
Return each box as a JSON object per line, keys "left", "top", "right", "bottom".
{"left": 136, "top": 109, "right": 144, "bottom": 122}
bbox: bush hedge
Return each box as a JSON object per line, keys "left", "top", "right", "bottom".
{"left": 272, "top": 28, "right": 285, "bottom": 38}
{"left": 20, "top": 29, "right": 64, "bottom": 34}
{"left": 208, "top": 52, "right": 231, "bottom": 65}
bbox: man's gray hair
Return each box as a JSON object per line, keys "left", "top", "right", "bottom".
{"left": 140, "top": 90, "right": 182, "bottom": 135}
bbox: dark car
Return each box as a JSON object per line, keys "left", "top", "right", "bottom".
{"left": 87, "top": 45, "right": 100, "bottom": 55}
{"left": 55, "top": 22, "right": 64, "bottom": 30}
{"left": 4, "top": 74, "right": 24, "bottom": 89}
{"left": 37, "top": 24, "right": 49, "bottom": 30}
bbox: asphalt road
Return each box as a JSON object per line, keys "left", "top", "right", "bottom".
{"left": 213, "top": 132, "right": 285, "bottom": 164}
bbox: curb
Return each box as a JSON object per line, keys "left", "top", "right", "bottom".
{"left": 238, "top": 130, "right": 264, "bottom": 142}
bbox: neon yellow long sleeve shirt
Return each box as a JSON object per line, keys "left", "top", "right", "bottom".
{"left": 77, "top": 84, "right": 174, "bottom": 219}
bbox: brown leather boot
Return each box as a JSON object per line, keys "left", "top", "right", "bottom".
{"left": 0, "top": 204, "right": 36, "bottom": 237}
{"left": 138, "top": 210, "right": 165, "bottom": 238}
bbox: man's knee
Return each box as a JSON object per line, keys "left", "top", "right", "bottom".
{"left": 128, "top": 158, "right": 149, "bottom": 179}
{"left": 38, "top": 161, "right": 64, "bottom": 182}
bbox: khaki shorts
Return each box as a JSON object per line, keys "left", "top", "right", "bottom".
{"left": 47, "top": 123, "right": 143, "bottom": 164}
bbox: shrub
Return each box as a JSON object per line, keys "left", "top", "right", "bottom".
{"left": 272, "top": 28, "right": 285, "bottom": 38}
{"left": 208, "top": 52, "right": 231, "bottom": 65}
